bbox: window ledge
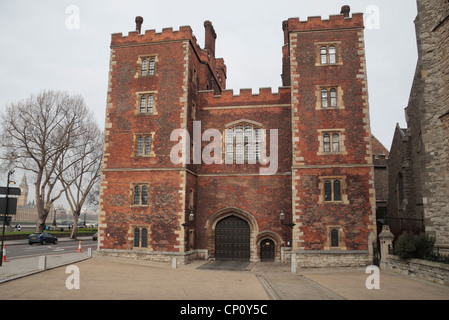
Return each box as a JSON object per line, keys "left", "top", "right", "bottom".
{"left": 315, "top": 62, "right": 343, "bottom": 67}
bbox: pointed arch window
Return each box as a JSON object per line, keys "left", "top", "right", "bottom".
{"left": 397, "top": 173, "right": 404, "bottom": 207}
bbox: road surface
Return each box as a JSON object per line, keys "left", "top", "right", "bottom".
{"left": 5, "top": 239, "right": 97, "bottom": 260}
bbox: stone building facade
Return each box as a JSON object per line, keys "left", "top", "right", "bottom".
{"left": 98, "top": 6, "right": 377, "bottom": 267}
{"left": 387, "top": 0, "right": 449, "bottom": 251}
{"left": 372, "top": 137, "right": 389, "bottom": 238}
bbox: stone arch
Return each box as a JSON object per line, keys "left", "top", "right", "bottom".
{"left": 256, "top": 230, "right": 284, "bottom": 262}
{"left": 206, "top": 207, "right": 259, "bottom": 262}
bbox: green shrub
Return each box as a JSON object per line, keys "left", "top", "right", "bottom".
{"left": 394, "top": 232, "right": 435, "bottom": 260}
{"left": 414, "top": 233, "right": 435, "bottom": 259}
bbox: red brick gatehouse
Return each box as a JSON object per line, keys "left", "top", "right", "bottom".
{"left": 98, "top": 5, "right": 377, "bottom": 267}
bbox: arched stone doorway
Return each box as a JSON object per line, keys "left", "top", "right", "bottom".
{"left": 256, "top": 230, "right": 284, "bottom": 262}
{"left": 206, "top": 207, "right": 259, "bottom": 262}
{"left": 215, "top": 216, "right": 250, "bottom": 261}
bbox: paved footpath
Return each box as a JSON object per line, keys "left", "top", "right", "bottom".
{"left": 0, "top": 251, "right": 449, "bottom": 301}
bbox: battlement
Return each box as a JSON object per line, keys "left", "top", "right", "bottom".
{"left": 284, "top": 6, "right": 364, "bottom": 33}
{"left": 111, "top": 25, "right": 203, "bottom": 49}
{"left": 198, "top": 87, "right": 291, "bottom": 108}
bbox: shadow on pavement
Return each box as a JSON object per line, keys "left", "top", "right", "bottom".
{"left": 197, "top": 260, "right": 254, "bottom": 271}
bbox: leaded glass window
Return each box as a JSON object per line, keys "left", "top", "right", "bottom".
{"left": 330, "top": 89, "right": 337, "bottom": 108}
{"left": 332, "top": 133, "right": 340, "bottom": 152}
{"left": 139, "top": 94, "right": 154, "bottom": 114}
{"left": 321, "top": 46, "right": 328, "bottom": 64}
{"left": 321, "top": 89, "right": 329, "bottom": 108}
{"left": 141, "top": 228, "right": 148, "bottom": 248}
{"left": 331, "top": 229, "right": 339, "bottom": 247}
{"left": 324, "top": 180, "right": 332, "bottom": 202}
{"left": 323, "top": 134, "right": 331, "bottom": 153}
{"left": 141, "top": 185, "right": 148, "bottom": 205}
{"left": 141, "top": 59, "right": 148, "bottom": 76}
{"left": 224, "top": 123, "right": 263, "bottom": 163}
{"left": 145, "top": 136, "right": 152, "bottom": 156}
{"left": 141, "top": 57, "right": 156, "bottom": 77}
{"left": 333, "top": 180, "right": 342, "bottom": 201}
{"left": 134, "top": 186, "right": 141, "bottom": 205}
{"left": 134, "top": 228, "right": 140, "bottom": 247}
{"left": 329, "top": 46, "right": 336, "bottom": 64}
{"left": 148, "top": 58, "right": 155, "bottom": 76}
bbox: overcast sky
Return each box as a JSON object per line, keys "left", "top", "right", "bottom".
{"left": 0, "top": 0, "right": 418, "bottom": 152}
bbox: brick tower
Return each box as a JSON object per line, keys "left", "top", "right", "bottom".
{"left": 99, "top": 5, "right": 376, "bottom": 267}
{"left": 283, "top": 6, "right": 376, "bottom": 266}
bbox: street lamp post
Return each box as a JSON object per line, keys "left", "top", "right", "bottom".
{"left": 0, "top": 170, "right": 14, "bottom": 267}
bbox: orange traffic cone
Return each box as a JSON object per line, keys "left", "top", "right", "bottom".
{"left": 78, "top": 241, "right": 82, "bottom": 253}
{"left": 2, "top": 245, "right": 8, "bottom": 262}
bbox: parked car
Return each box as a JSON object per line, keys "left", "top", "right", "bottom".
{"left": 92, "top": 232, "right": 98, "bottom": 241}
{"left": 28, "top": 232, "right": 58, "bottom": 245}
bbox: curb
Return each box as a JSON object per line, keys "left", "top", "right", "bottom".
{"left": 0, "top": 254, "right": 93, "bottom": 284}
{"left": 255, "top": 273, "right": 282, "bottom": 300}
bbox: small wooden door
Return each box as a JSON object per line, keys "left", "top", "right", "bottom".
{"left": 260, "top": 239, "right": 275, "bottom": 261}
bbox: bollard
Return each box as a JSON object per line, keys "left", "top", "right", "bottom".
{"left": 38, "top": 256, "right": 47, "bottom": 270}
{"left": 172, "top": 257, "right": 177, "bottom": 269}
{"left": 87, "top": 247, "right": 92, "bottom": 258}
{"left": 291, "top": 252, "right": 297, "bottom": 274}
{"left": 78, "top": 241, "right": 82, "bottom": 252}
{"left": 2, "top": 245, "right": 8, "bottom": 263}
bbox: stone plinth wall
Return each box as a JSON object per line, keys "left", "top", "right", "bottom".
{"left": 97, "top": 249, "right": 208, "bottom": 265}
{"left": 381, "top": 255, "right": 449, "bottom": 286}
{"left": 286, "top": 250, "right": 370, "bottom": 268}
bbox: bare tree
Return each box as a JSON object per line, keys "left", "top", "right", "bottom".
{"left": 0, "top": 90, "right": 95, "bottom": 232}
{"left": 57, "top": 116, "right": 103, "bottom": 238}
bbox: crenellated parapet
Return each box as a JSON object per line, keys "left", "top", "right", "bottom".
{"left": 198, "top": 87, "right": 291, "bottom": 108}
{"left": 111, "top": 25, "right": 198, "bottom": 47}
{"left": 283, "top": 9, "right": 364, "bottom": 34}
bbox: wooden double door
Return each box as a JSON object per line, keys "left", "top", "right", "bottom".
{"left": 215, "top": 216, "right": 250, "bottom": 261}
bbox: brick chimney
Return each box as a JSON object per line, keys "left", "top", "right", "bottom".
{"left": 204, "top": 20, "right": 217, "bottom": 57}
{"left": 340, "top": 5, "right": 351, "bottom": 18}
{"left": 135, "top": 16, "right": 143, "bottom": 34}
